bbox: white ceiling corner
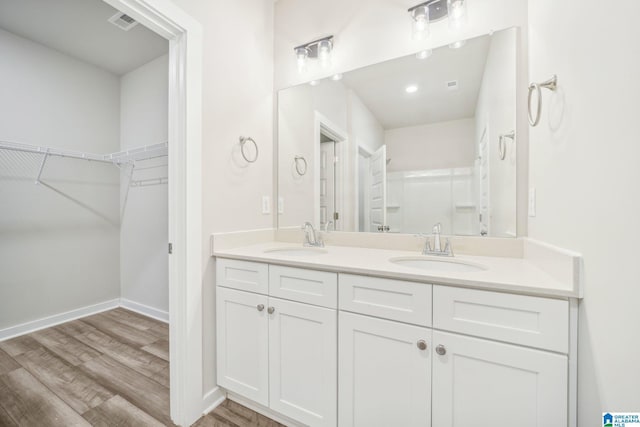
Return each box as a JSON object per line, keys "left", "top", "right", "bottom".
{"left": 0, "top": 0, "right": 168, "bottom": 75}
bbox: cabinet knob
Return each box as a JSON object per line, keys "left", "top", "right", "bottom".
{"left": 436, "top": 344, "right": 447, "bottom": 355}
{"left": 267, "top": 307, "right": 275, "bottom": 314}
{"left": 416, "top": 340, "right": 427, "bottom": 351}
{"left": 257, "top": 304, "right": 265, "bottom": 312}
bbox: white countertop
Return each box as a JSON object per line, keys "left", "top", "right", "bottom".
{"left": 213, "top": 242, "right": 580, "bottom": 299}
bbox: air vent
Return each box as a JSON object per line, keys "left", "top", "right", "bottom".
{"left": 108, "top": 12, "right": 139, "bottom": 31}
{"left": 446, "top": 80, "right": 459, "bottom": 91}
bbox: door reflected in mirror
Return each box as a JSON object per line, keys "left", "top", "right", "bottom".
{"left": 278, "top": 27, "right": 518, "bottom": 237}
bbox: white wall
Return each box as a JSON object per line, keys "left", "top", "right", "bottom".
{"left": 278, "top": 84, "right": 316, "bottom": 228}
{"left": 166, "top": 0, "right": 275, "bottom": 397}
{"left": 475, "top": 28, "right": 517, "bottom": 236}
{"left": 120, "top": 54, "right": 169, "bottom": 315}
{"left": 528, "top": 1, "right": 640, "bottom": 424}
{"left": 277, "top": 81, "right": 384, "bottom": 232}
{"left": 278, "top": 81, "right": 350, "bottom": 228}
{"left": 349, "top": 91, "right": 385, "bottom": 154}
{"left": 0, "top": 28, "right": 120, "bottom": 329}
{"left": 347, "top": 90, "right": 385, "bottom": 231}
{"left": 385, "top": 119, "right": 476, "bottom": 172}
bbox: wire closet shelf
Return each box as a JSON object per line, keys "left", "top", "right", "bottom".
{"left": 0, "top": 139, "right": 168, "bottom": 184}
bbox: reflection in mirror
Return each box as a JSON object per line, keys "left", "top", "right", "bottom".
{"left": 278, "top": 27, "right": 518, "bottom": 237}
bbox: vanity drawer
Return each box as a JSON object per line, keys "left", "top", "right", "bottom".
{"left": 339, "top": 274, "right": 432, "bottom": 326}
{"left": 433, "top": 286, "right": 568, "bottom": 353}
{"left": 216, "top": 258, "right": 268, "bottom": 294}
{"left": 269, "top": 265, "right": 337, "bottom": 309}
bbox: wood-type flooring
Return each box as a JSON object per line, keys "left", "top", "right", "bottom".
{"left": 0, "top": 308, "right": 282, "bottom": 427}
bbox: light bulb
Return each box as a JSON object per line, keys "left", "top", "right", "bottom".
{"left": 447, "top": 0, "right": 467, "bottom": 31}
{"left": 317, "top": 39, "right": 333, "bottom": 68}
{"left": 331, "top": 73, "right": 343, "bottom": 81}
{"left": 295, "top": 47, "right": 309, "bottom": 73}
{"left": 411, "top": 6, "right": 429, "bottom": 40}
{"left": 405, "top": 85, "right": 418, "bottom": 93}
{"left": 309, "top": 80, "right": 320, "bottom": 87}
{"left": 449, "top": 39, "right": 466, "bottom": 49}
{"left": 416, "top": 49, "right": 433, "bottom": 60}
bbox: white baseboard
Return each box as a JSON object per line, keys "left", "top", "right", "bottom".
{"left": 227, "top": 392, "right": 305, "bottom": 427}
{"left": 202, "top": 387, "right": 226, "bottom": 415}
{"left": 0, "top": 299, "right": 120, "bottom": 342}
{"left": 119, "top": 298, "right": 169, "bottom": 323}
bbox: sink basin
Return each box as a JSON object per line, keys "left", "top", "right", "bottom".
{"left": 263, "top": 247, "right": 328, "bottom": 256}
{"left": 389, "top": 256, "right": 486, "bottom": 273}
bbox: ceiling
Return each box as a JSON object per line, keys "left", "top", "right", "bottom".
{"left": 342, "top": 34, "right": 491, "bottom": 129}
{"left": 0, "top": 0, "right": 168, "bottom": 75}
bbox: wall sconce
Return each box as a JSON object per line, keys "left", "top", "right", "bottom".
{"left": 408, "top": 0, "right": 467, "bottom": 40}
{"left": 293, "top": 36, "right": 334, "bottom": 73}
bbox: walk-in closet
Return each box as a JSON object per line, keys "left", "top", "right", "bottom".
{"left": 0, "top": 0, "right": 173, "bottom": 423}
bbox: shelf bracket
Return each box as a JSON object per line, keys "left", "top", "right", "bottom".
{"left": 35, "top": 151, "right": 49, "bottom": 185}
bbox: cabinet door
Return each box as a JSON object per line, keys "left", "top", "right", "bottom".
{"left": 216, "top": 287, "right": 269, "bottom": 406}
{"left": 268, "top": 297, "right": 337, "bottom": 427}
{"left": 432, "top": 331, "right": 567, "bottom": 427}
{"left": 339, "top": 312, "right": 431, "bottom": 427}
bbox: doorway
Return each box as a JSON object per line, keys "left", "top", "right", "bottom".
{"left": 0, "top": 0, "right": 204, "bottom": 424}
{"left": 313, "top": 112, "right": 348, "bottom": 232}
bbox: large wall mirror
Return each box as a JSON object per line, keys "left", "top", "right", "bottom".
{"left": 277, "top": 27, "right": 518, "bottom": 237}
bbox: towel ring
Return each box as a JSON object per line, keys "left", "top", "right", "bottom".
{"left": 294, "top": 155, "right": 308, "bottom": 176}
{"left": 498, "top": 131, "right": 515, "bottom": 160}
{"left": 528, "top": 75, "right": 558, "bottom": 127}
{"left": 239, "top": 136, "right": 258, "bottom": 163}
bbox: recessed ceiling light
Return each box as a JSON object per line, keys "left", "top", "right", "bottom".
{"left": 449, "top": 39, "right": 467, "bottom": 49}
{"left": 331, "top": 73, "right": 343, "bottom": 81}
{"left": 309, "top": 80, "right": 320, "bottom": 86}
{"left": 416, "top": 49, "right": 433, "bottom": 60}
{"left": 405, "top": 85, "right": 418, "bottom": 93}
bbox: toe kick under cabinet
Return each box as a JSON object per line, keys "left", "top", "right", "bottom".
{"left": 215, "top": 258, "right": 575, "bottom": 427}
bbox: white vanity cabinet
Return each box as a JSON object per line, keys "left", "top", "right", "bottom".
{"left": 338, "top": 274, "right": 433, "bottom": 427}
{"left": 216, "top": 286, "right": 269, "bottom": 405}
{"left": 216, "top": 258, "right": 338, "bottom": 427}
{"left": 215, "top": 257, "right": 575, "bottom": 427}
{"left": 337, "top": 276, "right": 571, "bottom": 427}
{"left": 431, "top": 331, "right": 567, "bottom": 427}
{"left": 338, "top": 312, "right": 432, "bottom": 427}
{"left": 430, "top": 286, "right": 570, "bottom": 427}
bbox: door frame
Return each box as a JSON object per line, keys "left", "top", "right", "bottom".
{"left": 102, "top": 1, "right": 203, "bottom": 425}
{"left": 313, "top": 111, "right": 348, "bottom": 230}
{"left": 355, "top": 143, "right": 373, "bottom": 232}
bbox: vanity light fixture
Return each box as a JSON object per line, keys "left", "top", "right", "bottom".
{"left": 408, "top": 0, "right": 467, "bottom": 40}
{"left": 293, "top": 36, "right": 334, "bottom": 72}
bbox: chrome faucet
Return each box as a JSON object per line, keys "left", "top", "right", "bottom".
{"left": 432, "top": 223, "right": 442, "bottom": 252}
{"left": 422, "top": 223, "right": 453, "bottom": 256}
{"left": 302, "top": 222, "right": 324, "bottom": 247}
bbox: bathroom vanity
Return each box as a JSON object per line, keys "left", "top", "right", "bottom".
{"left": 213, "top": 22, "right": 580, "bottom": 427}
{"left": 213, "top": 239, "right": 580, "bottom": 427}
